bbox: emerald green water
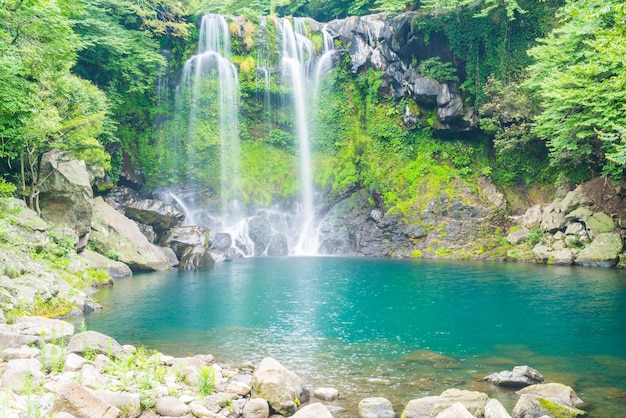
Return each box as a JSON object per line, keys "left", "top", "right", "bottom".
{"left": 81, "top": 257, "right": 626, "bottom": 416}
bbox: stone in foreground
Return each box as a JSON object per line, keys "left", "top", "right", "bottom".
{"left": 50, "top": 383, "right": 121, "bottom": 418}
{"left": 358, "top": 397, "right": 395, "bottom": 418}
{"left": 292, "top": 402, "right": 334, "bottom": 417}
{"left": 251, "top": 357, "right": 309, "bottom": 416}
{"left": 484, "top": 365, "right": 545, "bottom": 388}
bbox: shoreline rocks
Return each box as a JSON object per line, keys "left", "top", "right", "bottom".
{"left": 0, "top": 316, "right": 588, "bottom": 418}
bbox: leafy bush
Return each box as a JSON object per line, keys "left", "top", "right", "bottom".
{"left": 0, "top": 178, "right": 16, "bottom": 198}
{"left": 419, "top": 57, "right": 458, "bottom": 82}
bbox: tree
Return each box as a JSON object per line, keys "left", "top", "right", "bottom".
{"left": 421, "top": 0, "right": 526, "bottom": 21}
{"left": 526, "top": 0, "right": 626, "bottom": 180}
{"left": 0, "top": 0, "right": 110, "bottom": 210}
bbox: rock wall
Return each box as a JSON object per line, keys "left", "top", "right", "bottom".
{"left": 326, "top": 12, "right": 476, "bottom": 131}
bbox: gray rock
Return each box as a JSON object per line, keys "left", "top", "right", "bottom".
{"left": 64, "top": 352, "right": 87, "bottom": 372}
{"left": 90, "top": 197, "right": 170, "bottom": 272}
{"left": 1, "top": 358, "right": 45, "bottom": 391}
{"left": 507, "top": 228, "right": 529, "bottom": 245}
{"left": 79, "top": 250, "right": 132, "bottom": 279}
{"left": 66, "top": 331, "right": 130, "bottom": 359}
{"left": 314, "top": 387, "right": 339, "bottom": 401}
{"left": 576, "top": 233, "right": 624, "bottom": 267}
{"left": 14, "top": 316, "right": 74, "bottom": 341}
{"left": 540, "top": 208, "right": 567, "bottom": 232}
{"left": 93, "top": 390, "right": 141, "bottom": 418}
{"left": 358, "top": 397, "right": 395, "bottom": 418}
{"left": 39, "top": 151, "right": 94, "bottom": 244}
{"left": 242, "top": 398, "right": 270, "bottom": 418}
{"left": 227, "top": 380, "right": 251, "bottom": 396}
{"left": 124, "top": 199, "right": 184, "bottom": 233}
{"left": 557, "top": 191, "right": 593, "bottom": 215}
{"left": 163, "top": 225, "right": 210, "bottom": 259}
{"left": 522, "top": 204, "right": 543, "bottom": 229}
{"left": 432, "top": 389, "right": 488, "bottom": 417}
{"left": 155, "top": 396, "right": 189, "bottom": 417}
{"left": 2, "top": 197, "right": 49, "bottom": 231}
{"left": 1, "top": 346, "right": 40, "bottom": 360}
{"left": 50, "top": 382, "right": 121, "bottom": 418}
{"left": 292, "top": 402, "right": 334, "bottom": 417}
{"left": 161, "top": 246, "right": 180, "bottom": 267}
{"left": 248, "top": 216, "right": 273, "bottom": 256}
{"left": 484, "top": 365, "right": 545, "bottom": 388}
{"left": 267, "top": 233, "right": 289, "bottom": 256}
{"left": 401, "top": 396, "right": 439, "bottom": 418}
{"left": 0, "top": 330, "right": 39, "bottom": 351}
{"left": 533, "top": 245, "right": 553, "bottom": 263}
{"left": 179, "top": 245, "right": 214, "bottom": 270}
{"left": 516, "top": 383, "right": 584, "bottom": 407}
{"left": 251, "top": 357, "right": 309, "bottom": 417}
{"left": 550, "top": 248, "right": 576, "bottom": 265}
{"left": 212, "top": 232, "right": 233, "bottom": 251}
{"left": 512, "top": 394, "right": 586, "bottom": 418}
{"left": 435, "top": 402, "right": 474, "bottom": 418}
{"left": 585, "top": 212, "right": 615, "bottom": 239}
{"left": 485, "top": 398, "right": 512, "bottom": 418}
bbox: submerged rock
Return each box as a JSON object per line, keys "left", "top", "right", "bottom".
{"left": 358, "top": 397, "right": 395, "bottom": 418}
{"left": 484, "top": 366, "right": 545, "bottom": 388}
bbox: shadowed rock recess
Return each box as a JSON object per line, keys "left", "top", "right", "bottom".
{"left": 0, "top": 317, "right": 588, "bottom": 418}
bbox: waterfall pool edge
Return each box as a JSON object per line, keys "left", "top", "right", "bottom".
{"left": 76, "top": 257, "right": 626, "bottom": 417}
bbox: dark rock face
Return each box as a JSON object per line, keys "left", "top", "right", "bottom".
{"left": 326, "top": 12, "right": 477, "bottom": 131}
{"left": 267, "top": 233, "right": 289, "bottom": 256}
{"left": 247, "top": 216, "right": 273, "bottom": 256}
{"left": 119, "top": 151, "right": 146, "bottom": 190}
{"left": 163, "top": 226, "right": 210, "bottom": 260}
{"left": 124, "top": 199, "right": 185, "bottom": 234}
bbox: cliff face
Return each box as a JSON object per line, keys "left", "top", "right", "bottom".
{"left": 326, "top": 12, "right": 476, "bottom": 131}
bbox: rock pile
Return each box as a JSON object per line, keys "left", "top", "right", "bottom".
{"left": 0, "top": 316, "right": 588, "bottom": 418}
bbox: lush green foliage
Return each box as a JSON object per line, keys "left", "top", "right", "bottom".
{"left": 526, "top": 0, "right": 626, "bottom": 180}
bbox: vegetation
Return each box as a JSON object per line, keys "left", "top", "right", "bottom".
{"left": 0, "top": 0, "right": 624, "bottom": 223}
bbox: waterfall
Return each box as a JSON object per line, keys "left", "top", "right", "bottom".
{"left": 178, "top": 14, "right": 241, "bottom": 213}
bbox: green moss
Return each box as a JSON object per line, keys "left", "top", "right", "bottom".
{"left": 411, "top": 249, "right": 423, "bottom": 258}
{"left": 538, "top": 397, "right": 586, "bottom": 418}
{"left": 435, "top": 247, "right": 452, "bottom": 257}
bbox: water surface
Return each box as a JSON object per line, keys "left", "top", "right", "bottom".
{"left": 81, "top": 257, "right": 626, "bottom": 416}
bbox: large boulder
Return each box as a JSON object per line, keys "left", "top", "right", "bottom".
{"left": 163, "top": 225, "right": 210, "bottom": 259}
{"left": 431, "top": 389, "right": 488, "bottom": 417}
{"left": 512, "top": 394, "right": 586, "bottom": 418}
{"left": 124, "top": 199, "right": 184, "bottom": 234}
{"left": 1, "top": 358, "right": 45, "bottom": 391}
{"left": 179, "top": 245, "right": 214, "bottom": 270}
{"left": 79, "top": 249, "right": 132, "bottom": 279}
{"left": 575, "top": 233, "right": 623, "bottom": 267}
{"left": 358, "top": 397, "right": 395, "bottom": 418}
{"left": 90, "top": 197, "right": 169, "bottom": 272}
{"left": 251, "top": 357, "right": 309, "bottom": 416}
{"left": 584, "top": 212, "right": 615, "bottom": 239}
{"left": 516, "top": 383, "right": 584, "bottom": 407}
{"left": 9, "top": 316, "right": 75, "bottom": 343}
{"left": 50, "top": 383, "right": 121, "bottom": 418}
{"left": 38, "top": 151, "right": 94, "bottom": 245}
{"left": 248, "top": 216, "right": 273, "bottom": 256}
{"left": 401, "top": 396, "right": 439, "bottom": 418}
{"left": 66, "top": 331, "right": 130, "bottom": 359}
{"left": 484, "top": 365, "right": 545, "bottom": 388}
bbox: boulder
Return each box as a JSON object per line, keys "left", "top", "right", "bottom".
{"left": 92, "top": 391, "right": 141, "bottom": 418}
{"left": 512, "top": 394, "right": 586, "bottom": 418}
{"left": 401, "top": 396, "right": 439, "bottom": 418}
{"left": 0, "top": 330, "right": 39, "bottom": 351}
{"left": 248, "top": 216, "right": 272, "bottom": 256}
{"left": 38, "top": 151, "right": 93, "bottom": 245}
{"left": 155, "top": 396, "right": 189, "bottom": 417}
{"left": 79, "top": 249, "right": 132, "bottom": 279}
{"left": 212, "top": 232, "right": 233, "bottom": 251}
{"left": 3, "top": 197, "right": 49, "bottom": 231}
{"left": 161, "top": 246, "right": 180, "bottom": 267}
{"left": 431, "top": 389, "right": 488, "bottom": 417}
{"left": 485, "top": 398, "right": 512, "bottom": 418}
{"left": 11, "top": 316, "right": 74, "bottom": 343}
{"left": 1, "top": 346, "right": 40, "bottom": 360}
{"left": 251, "top": 357, "right": 309, "bottom": 416}
{"left": 357, "top": 397, "right": 395, "bottom": 418}
{"left": 557, "top": 191, "right": 593, "bottom": 215}
{"left": 66, "top": 331, "right": 130, "bottom": 359}
{"left": 516, "top": 383, "right": 584, "bottom": 407}
{"left": 507, "top": 228, "right": 529, "bottom": 245}
{"left": 540, "top": 207, "right": 567, "bottom": 232}
{"left": 522, "top": 204, "right": 543, "bottom": 229}
{"left": 124, "top": 199, "right": 184, "bottom": 233}
{"left": 532, "top": 244, "right": 553, "bottom": 263}
{"left": 435, "top": 402, "right": 474, "bottom": 418}
{"left": 314, "top": 387, "right": 340, "bottom": 401}
{"left": 242, "top": 398, "right": 270, "bottom": 418}
{"left": 90, "top": 197, "right": 170, "bottom": 272}
{"left": 550, "top": 248, "right": 576, "bottom": 265}
{"left": 64, "top": 352, "right": 87, "bottom": 372}
{"left": 1, "top": 358, "right": 45, "bottom": 391}
{"left": 267, "top": 233, "right": 289, "bottom": 256}
{"left": 585, "top": 212, "right": 615, "bottom": 239}
{"left": 50, "top": 382, "right": 121, "bottom": 418}
{"left": 179, "top": 245, "right": 214, "bottom": 270}
{"left": 163, "top": 225, "right": 210, "bottom": 259}
{"left": 576, "top": 233, "right": 624, "bottom": 267}
{"left": 484, "top": 366, "right": 545, "bottom": 388}
{"left": 292, "top": 402, "right": 334, "bottom": 418}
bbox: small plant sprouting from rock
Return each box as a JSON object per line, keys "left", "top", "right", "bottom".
{"left": 197, "top": 365, "right": 216, "bottom": 396}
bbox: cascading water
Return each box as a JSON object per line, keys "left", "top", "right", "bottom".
{"left": 170, "top": 15, "right": 335, "bottom": 258}
{"left": 178, "top": 14, "right": 241, "bottom": 214}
